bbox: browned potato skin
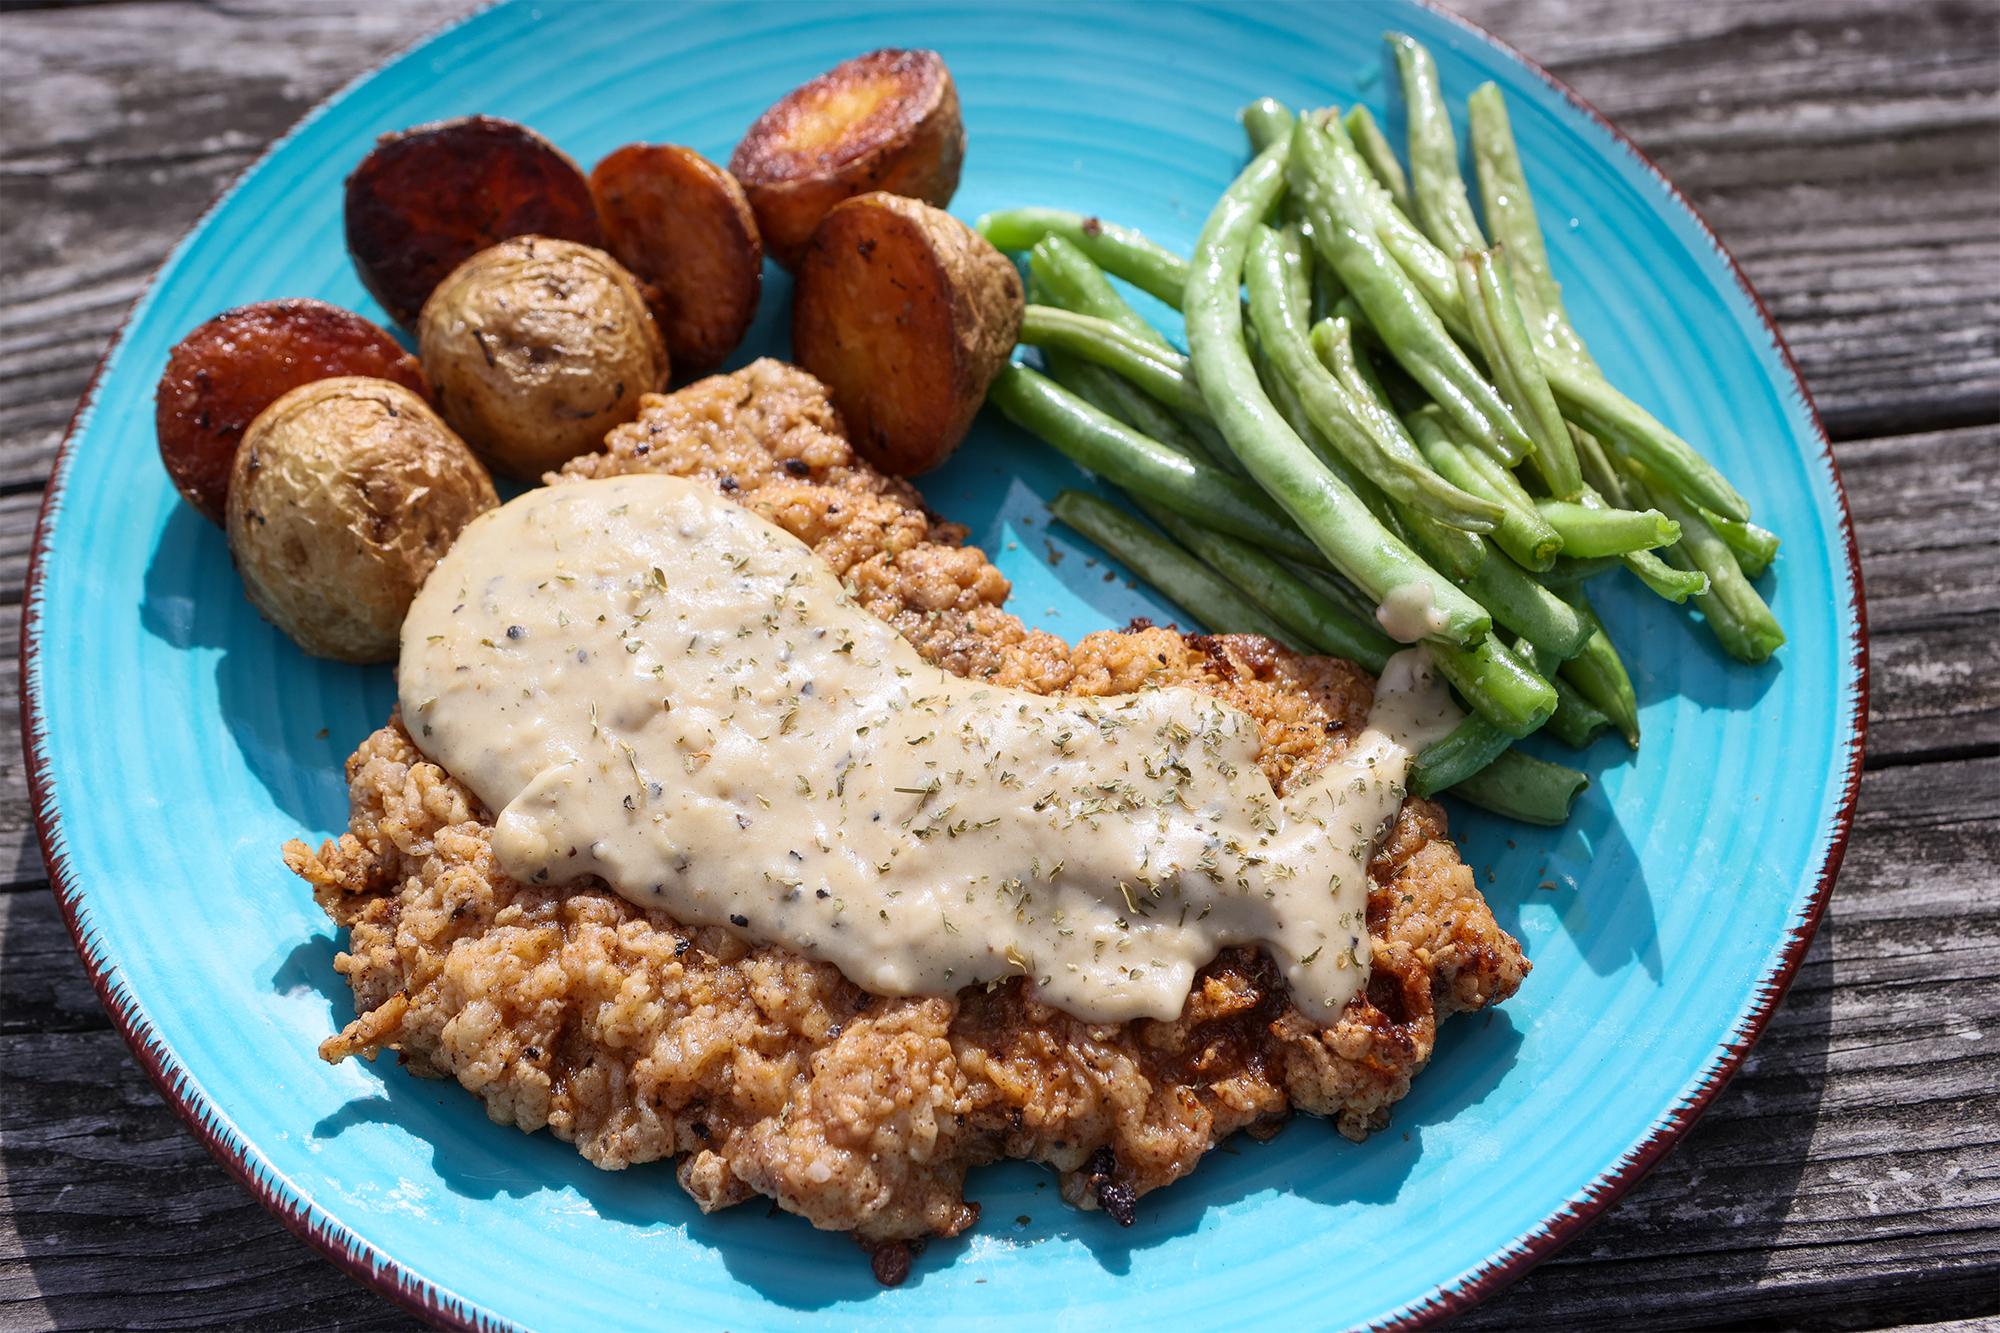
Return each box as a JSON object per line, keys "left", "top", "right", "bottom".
{"left": 226, "top": 377, "right": 497, "bottom": 663}
{"left": 417, "top": 236, "right": 669, "bottom": 480}
{"left": 589, "top": 144, "right": 763, "bottom": 378}
{"left": 791, "top": 192, "right": 1023, "bottom": 476}
{"left": 731, "top": 49, "right": 964, "bottom": 270}
{"left": 345, "top": 116, "right": 605, "bottom": 328}
{"left": 156, "top": 299, "right": 429, "bottom": 525}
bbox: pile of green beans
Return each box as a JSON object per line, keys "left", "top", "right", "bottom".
{"left": 978, "top": 31, "right": 1785, "bottom": 827}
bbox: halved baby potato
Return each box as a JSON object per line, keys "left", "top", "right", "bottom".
{"left": 589, "top": 143, "right": 763, "bottom": 378}
{"left": 155, "top": 299, "right": 429, "bottom": 525}
{"left": 226, "top": 376, "right": 496, "bottom": 663}
{"left": 344, "top": 115, "right": 604, "bottom": 328}
{"left": 792, "top": 192, "right": 1022, "bottom": 476}
{"left": 730, "top": 49, "right": 964, "bottom": 270}
{"left": 418, "top": 236, "right": 669, "bottom": 480}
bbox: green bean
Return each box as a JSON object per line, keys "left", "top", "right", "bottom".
{"left": 1458, "top": 83, "right": 1755, "bottom": 521}
{"left": 1544, "top": 540, "right": 1709, "bottom": 605}
{"left": 1043, "top": 348, "right": 1221, "bottom": 469}
{"left": 1543, "top": 555, "right": 1620, "bottom": 587}
{"left": 1029, "top": 235, "right": 1171, "bottom": 349}
{"left": 1465, "top": 82, "right": 1591, "bottom": 362}
{"left": 977, "top": 208, "right": 1190, "bottom": 309}
{"left": 1242, "top": 96, "right": 1297, "bottom": 154}
{"left": 1572, "top": 424, "right": 1629, "bottom": 505}
{"left": 1290, "top": 122, "right": 1535, "bottom": 463}
{"left": 1430, "top": 634, "right": 1557, "bottom": 737}
{"left": 1046, "top": 491, "right": 1299, "bottom": 645}
{"left": 1294, "top": 322, "right": 1489, "bottom": 580}
{"left": 1410, "top": 633, "right": 1562, "bottom": 790}
{"left": 1558, "top": 593, "right": 1640, "bottom": 747}
{"left": 1029, "top": 241, "right": 1232, "bottom": 467}
{"left": 1519, "top": 636, "right": 1614, "bottom": 748}
{"left": 1341, "top": 104, "right": 1415, "bottom": 220}
{"left": 1627, "top": 463, "right": 1785, "bottom": 663}
{"left": 1459, "top": 542, "right": 1593, "bottom": 661}
{"left": 1706, "top": 512, "right": 1780, "bottom": 579}
{"left": 988, "top": 364, "right": 1320, "bottom": 561}
{"left": 1277, "top": 221, "right": 1315, "bottom": 311}
{"left": 1183, "top": 139, "right": 1491, "bottom": 647}
{"left": 1547, "top": 674, "right": 1614, "bottom": 748}
{"left": 1457, "top": 248, "right": 1583, "bottom": 496}
{"left": 1294, "top": 563, "right": 1559, "bottom": 737}
{"left": 1447, "top": 749, "right": 1588, "bottom": 825}
{"left": 1544, "top": 361, "right": 1751, "bottom": 521}
{"left": 1254, "top": 337, "right": 1375, "bottom": 498}
{"left": 1310, "top": 110, "right": 1466, "bottom": 322}
{"left": 1397, "top": 501, "right": 1488, "bottom": 583}
{"left": 1016, "top": 305, "right": 1209, "bottom": 419}
{"left": 1288, "top": 560, "right": 1385, "bottom": 627}
{"left": 1311, "top": 262, "right": 1348, "bottom": 323}
{"left": 1136, "top": 500, "right": 1398, "bottom": 672}
{"left": 1313, "top": 220, "right": 1536, "bottom": 467}
{"left": 1551, "top": 482, "right": 1709, "bottom": 601}
{"left": 1389, "top": 32, "right": 1486, "bottom": 256}
{"left": 1535, "top": 498, "right": 1679, "bottom": 557}
{"left": 1620, "top": 549, "right": 1709, "bottom": 602}
{"left": 1246, "top": 229, "right": 1503, "bottom": 530}
{"left": 1409, "top": 714, "right": 1515, "bottom": 796}
{"left": 1406, "top": 405, "right": 1561, "bottom": 570}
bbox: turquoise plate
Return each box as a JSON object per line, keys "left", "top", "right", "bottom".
{"left": 23, "top": 2, "right": 1866, "bottom": 1328}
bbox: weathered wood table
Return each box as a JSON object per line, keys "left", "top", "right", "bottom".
{"left": 3, "top": 2, "right": 1995, "bottom": 1327}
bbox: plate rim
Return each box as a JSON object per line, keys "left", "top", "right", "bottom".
{"left": 17, "top": 2, "right": 1870, "bottom": 1327}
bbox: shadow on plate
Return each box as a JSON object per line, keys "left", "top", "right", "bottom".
{"left": 1468, "top": 769, "right": 1663, "bottom": 984}
{"left": 140, "top": 505, "right": 391, "bottom": 833}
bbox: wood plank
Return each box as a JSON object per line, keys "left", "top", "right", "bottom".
{"left": 1837, "top": 423, "right": 2000, "bottom": 763}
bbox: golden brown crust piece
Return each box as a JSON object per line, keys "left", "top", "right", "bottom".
{"left": 791, "top": 192, "right": 1024, "bottom": 475}
{"left": 730, "top": 49, "right": 965, "bottom": 269}
{"left": 589, "top": 144, "right": 764, "bottom": 378}
{"left": 291, "top": 358, "right": 1525, "bottom": 1250}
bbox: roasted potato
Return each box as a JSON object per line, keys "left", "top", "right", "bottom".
{"left": 345, "top": 116, "right": 604, "bottom": 328}
{"left": 791, "top": 192, "right": 1022, "bottom": 475}
{"left": 417, "top": 236, "right": 668, "bottom": 479}
{"left": 730, "top": 49, "right": 964, "bottom": 270}
{"left": 226, "top": 376, "right": 496, "bottom": 663}
{"left": 155, "top": 299, "right": 429, "bottom": 525}
{"left": 589, "top": 143, "right": 763, "bottom": 377}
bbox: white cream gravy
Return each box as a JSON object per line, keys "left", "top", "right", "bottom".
{"left": 400, "top": 475, "right": 1460, "bottom": 1025}
{"left": 1376, "top": 579, "right": 1449, "bottom": 643}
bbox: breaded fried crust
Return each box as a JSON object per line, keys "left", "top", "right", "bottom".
{"left": 287, "top": 359, "right": 1526, "bottom": 1254}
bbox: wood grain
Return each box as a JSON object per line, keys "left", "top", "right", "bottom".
{"left": 2, "top": 1, "right": 1995, "bottom": 1329}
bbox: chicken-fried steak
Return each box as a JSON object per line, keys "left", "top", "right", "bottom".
{"left": 286, "top": 358, "right": 1526, "bottom": 1265}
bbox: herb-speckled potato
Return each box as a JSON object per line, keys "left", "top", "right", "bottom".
{"left": 417, "top": 236, "right": 669, "bottom": 479}
{"left": 791, "top": 192, "right": 1023, "bottom": 475}
{"left": 731, "top": 49, "right": 964, "bottom": 270}
{"left": 226, "top": 376, "right": 496, "bottom": 663}
{"left": 590, "top": 143, "right": 763, "bottom": 378}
